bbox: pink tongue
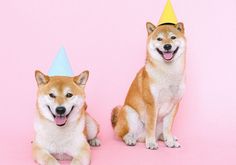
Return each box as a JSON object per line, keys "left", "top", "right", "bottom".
{"left": 55, "top": 116, "right": 67, "bottom": 125}
{"left": 163, "top": 52, "right": 173, "bottom": 60}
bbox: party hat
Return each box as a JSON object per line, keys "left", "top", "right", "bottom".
{"left": 48, "top": 47, "right": 73, "bottom": 76}
{"left": 158, "top": 0, "right": 178, "bottom": 26}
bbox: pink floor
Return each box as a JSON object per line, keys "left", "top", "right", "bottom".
{"left": 0, "top": 0, "right": 236, "bottom": 164}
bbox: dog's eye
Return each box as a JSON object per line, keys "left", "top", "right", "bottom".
{"left": 157, "top": 38, "right": 163, "bottom": 41}
{"left": 49, "top": 93, "right": 56, "bottom": 98}
{"left": 171, "top": 36, "right": 176, "bottom": 40}
{"left": 66, "top": 93, "right": 73, "bottom": 98}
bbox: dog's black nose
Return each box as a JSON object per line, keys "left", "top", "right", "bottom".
{"left": 163, "top": 44, "right": 172, "bottom": 51}
{"left": 56, "top": 106, "right": 66, "bottom": 115}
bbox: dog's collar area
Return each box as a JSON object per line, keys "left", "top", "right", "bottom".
{"left": 156, "top": 47, "right": 179, "bottom": 61}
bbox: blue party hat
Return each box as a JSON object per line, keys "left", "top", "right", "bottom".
{"left": 48, "top": 47, "right": 74, "bottom": 76}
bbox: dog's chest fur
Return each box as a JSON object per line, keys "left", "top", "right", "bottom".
{"left": 146, "top": 62, "right": 185, "bottom": 118}
{"left": 34, "top": 116, "right": 86, "bottom": 157}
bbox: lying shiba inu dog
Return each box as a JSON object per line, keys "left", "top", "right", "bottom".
{"left": 33, "top": 70, "right": 100, "bottom": 165}
{"left": 111, "top": 22, "right": 186, "bottom": 149}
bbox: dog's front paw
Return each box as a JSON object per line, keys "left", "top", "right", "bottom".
{"left": 88, "top": 138, "right": 101, "bottom": 147}
{"left": 123, "top": 133, "right": 137, "bottom": 146}
{"left": 165, "top": 139, "right": 181, "bottom": 148}
{"left": 145, "top": 138, "right": 158, "bottom": 150}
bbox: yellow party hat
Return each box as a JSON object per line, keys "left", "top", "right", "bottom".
{"left": 158, "top": 0, "right": 178, "bottom": 26}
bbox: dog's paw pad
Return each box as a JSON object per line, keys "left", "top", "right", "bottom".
{"left": 123, "top": 134, "right": 137, "bottom": 146}
{"left": 88, "top": 138, "right": 101, "bottom": 147}
{"left": 165, "top": 140, "right": 181, "bottom": 148}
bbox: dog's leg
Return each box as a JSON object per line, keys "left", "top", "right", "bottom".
{"left": 32, "top": 142, "right": 59, "bottom": 165}
{"left": 155, "top": 121, "right": 163, "bottom": 141}
{"left": 122, "top": 105, "right": 143, "bottom": 146}
{"left": 163, "top": 103, "right": 181, "bottom": 148}
{"left": 145, "top": 103, "right": 158, "bottom": 150}
{"left": 85, "top": 112, "right": 100, "bottom": 147}
{"left": 71, "top": 143, "right": 91, "bottom": 165}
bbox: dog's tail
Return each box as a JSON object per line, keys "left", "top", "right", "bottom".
{"left": 111, "top": 106, "right": 122, "bottom": 128}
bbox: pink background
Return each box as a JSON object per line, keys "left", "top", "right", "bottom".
{"left": 0, "top": 0, "right": 236, "bottom": 164}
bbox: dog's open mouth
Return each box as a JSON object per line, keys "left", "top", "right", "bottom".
{"left": 156, "top": 47, "right": 179, "bottom": 61}
{"left": 47, "top": 105, "right": 75, "bottom": 127}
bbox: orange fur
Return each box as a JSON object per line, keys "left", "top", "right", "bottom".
{"left": 111, "top": 22, "right": 186, "bottom": 149}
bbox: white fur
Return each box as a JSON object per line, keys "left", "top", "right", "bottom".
{"left": 115, "top": 106, "right": 146, "bottom": 145}
{"left": 34, "top": 110, "right": 87, "bottom": 158}
{"left": 85, "top": 115, "right": 98, "bottom": 140}
{"left": 38, "top": 96, "right": 55, "bottom": 121}
{"left": 121, "top": 106, "right": 143, "bottom": 145}
{"left": 163, "top": 108, "right": 181, "bottom": 148}
{"left": 126, "top": 106, "right": 143, "bottom": 134}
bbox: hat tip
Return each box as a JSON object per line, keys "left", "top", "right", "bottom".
{"left": 48, "top": 47, "right": 74, "bottom": 77}
{"left": 158, "top": 0, "right": 178, "bottom": 26}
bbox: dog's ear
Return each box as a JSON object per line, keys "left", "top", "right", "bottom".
{"left": 146, "top": 22, "right": 156, "bottom": 35}
{"left": 35, "top": 70, "right": 49, "bottom": 86}
{"left": 74, "top": 70, "right": 89, "bottom": 87}
{"left": 176, "top": 22, "right": 184, "bottom": 34}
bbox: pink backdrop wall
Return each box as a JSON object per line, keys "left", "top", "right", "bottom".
{"left": 0, "top": 0, "right": 236, "bottom": 164}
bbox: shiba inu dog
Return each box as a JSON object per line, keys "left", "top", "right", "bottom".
{"left": 33, "top": 70, "right": 100, "bottom": 165}
{"left": 111, "top": 22, "right": 186, "bottom": 149}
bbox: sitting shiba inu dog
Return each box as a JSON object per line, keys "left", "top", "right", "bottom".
{"left": 33, "top": 70, "right": 100, "bottom": 165}
{"left": 111, "top": 22, "right": 186, "bottom": 149}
